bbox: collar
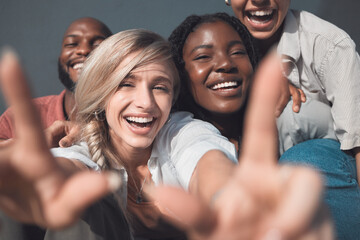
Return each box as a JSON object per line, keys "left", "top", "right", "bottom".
{"left": 277, "top": 9, "right": 301, "bottom": 62}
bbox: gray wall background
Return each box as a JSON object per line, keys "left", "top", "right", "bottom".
{"left": 0, "top": 0, "right": 359, "bottom": 113}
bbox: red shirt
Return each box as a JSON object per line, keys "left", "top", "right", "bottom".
{"left": 0, "top": 90, "right": 66, "bottom": 139}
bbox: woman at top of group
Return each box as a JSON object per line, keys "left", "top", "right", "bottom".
{"left": 226, "top": 0, "right": 360, "bottom": 164}
{"left": 228, "top": 1, "right": 360, "bottom": 238}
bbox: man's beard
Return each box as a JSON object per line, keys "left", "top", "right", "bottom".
{"left": 58, "top": 60, "right": 76, "bottom": 92}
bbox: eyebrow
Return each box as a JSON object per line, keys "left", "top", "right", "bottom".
{"left": 126, "top": 73, "right": 172, "bottom": 85}
{"left": 190, "top": 40, "right": 245, "bottom": 54}
{"left": 154, "top": 76, "right": 173, "bottom": 85}
{"left": 190, "top": 44, "right": 212, "bottom": 54}
{"left": 228, "top": 40, "right": 245, "bottom": 48}
{"left": 64, "top": 34, "right": 107, "bottom": 40}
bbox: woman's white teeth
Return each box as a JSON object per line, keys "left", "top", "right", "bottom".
{"left": 249, "top": 10, "right": 273, "bottom": 16}
{"left": 126, "top": 116, "right": 153, "bottom": 123}
{"left": 73, "top": 63, "right": 84, "bottom": 70}
{"left": 212, "top": 81, "right": 238, "bottom": 90}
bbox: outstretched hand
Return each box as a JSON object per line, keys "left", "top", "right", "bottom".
{"left": 0, "top": 49, "right": 120, "bottom": 229}
{"left": 150, "top": 54, "right": 333, "bottom": 240}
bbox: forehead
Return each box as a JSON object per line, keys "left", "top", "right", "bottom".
{"left": 116, "top": 53, "right": 176, "bottom": 82}
{"left": 186, "top": 21, "right": 243, "bottom": 46}
{"left": 131, "top": 61, "right": 175, "bottom": 77}
{"left": 63, "top": 19, "right": 107, "bottom": 39}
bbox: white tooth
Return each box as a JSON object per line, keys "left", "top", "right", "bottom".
{"left": 126, "top": 116, "right": 153, "bottom": 123}
{"left": 250, "top": 10, "right": 273, "bottom": 16}
{"left": 73, "top": 63, "right": 84, "bottom": 70}
{"left": 212, "top": 81, "right": 238, "bottom": 90}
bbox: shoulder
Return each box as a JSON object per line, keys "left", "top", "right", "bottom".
{"left": 0, "top": 107, "right": 15, "bottom": 139}
{"left": 51, "top": 142, "right": 101, "bottom": 171}
{"left": 294, "top": 9, "right": 352, "bottom": 45}
{"left": 155, "top": 111, "right": 237, "bottom": 160}
{"left": 157, "top": 111, "right": 222, "bottom": 141}
{"left": 32, "top": 90, "right": 65, "bottom": 107}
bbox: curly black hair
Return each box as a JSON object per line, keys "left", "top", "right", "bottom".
{"left": 168, "top": 12, "right": 259, "bottom": 121}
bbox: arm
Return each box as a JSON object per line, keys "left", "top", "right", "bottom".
{"left": 319, "top": 36, "right": 360, "bottom": 152}
{"left": 189, "top": 150, "right": 235, "bottom": 203}
{"left": 274, "top": 72, "right": 306, "bottom": 117}
{"left": 352, "top": 147, "right": 360, "bottom": 186}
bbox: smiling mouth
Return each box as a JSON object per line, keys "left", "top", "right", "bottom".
{"left": 72, "top": 62, "right": 84, "bottom": 70}
{"left": 246, "top": 9, "right": 274, "bottom": 24}
{"left": 210, "top": 81, "right": 241, "bottom": 90}
{"left": 126, "top": 116, "right": 155, "bottom": 128}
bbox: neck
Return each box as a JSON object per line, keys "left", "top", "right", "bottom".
{"left": 110, "top": 136, "right": 152, "bottom": 171}
{"left": 205, "top": 111, "right": 244, "bottom": 151}
{"left": 63, "top": 89, "right": 75, "bottom": 121}
{"left": 255, "top": 23, "right": 284, "bottom": 59}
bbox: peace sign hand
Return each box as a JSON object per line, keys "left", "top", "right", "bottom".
{"left": 0, "top": 49, "right": 120, "bottom": 229}
{"left": 150, "top": 54, "right": 333, "bottom": 240}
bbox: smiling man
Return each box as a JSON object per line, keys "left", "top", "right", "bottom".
{"left": 0, "top": 17, "right": 112, "bottom": 140}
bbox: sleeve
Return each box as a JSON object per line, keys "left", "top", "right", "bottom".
{"left": 0, "top": 108, "right": 15, "bottom": 139}
{"left": 162, "top": 113, "right": 238, "bottom": 190}
{"left": 317, "top": 36, "right": 360, "bottom": 150}
{"left": 51, "top": 142, "right": 101, "bottom": 171}
{"left": 277, "top": 99, "right": 338, "bottom": 155}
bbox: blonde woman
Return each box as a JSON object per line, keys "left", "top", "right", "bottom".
{"left": 0, "top": 29, "right": 328, "bottom": 240}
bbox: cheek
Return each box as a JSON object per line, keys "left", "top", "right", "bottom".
{"left": 105, "top": 94, "right": 127, "bottom": 122}
{"left": 231, "top": 1, "right": 246, "bottom": 17}
{"left": 159, "top": 95, "right": 173, "bottom": 115}
{"left": 59, "top": 50, "right": 71, "bottom": 64}
{"left": 185, "top": 62, "right": 209, "bottom": 81}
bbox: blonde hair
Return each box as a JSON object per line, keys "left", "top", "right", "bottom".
{"left": 74, "top": 29, "right": 180, "bottom": 169}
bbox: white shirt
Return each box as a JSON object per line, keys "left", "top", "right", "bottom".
{"left": 277, "top": 10, "right": 360, "bottom": 150}
{"left": 51, "top": 111, "right": 237, "bottom": 206}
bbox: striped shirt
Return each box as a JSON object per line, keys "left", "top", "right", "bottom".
{"left": 277, "top": 10, "right": 360, "bottom": 150}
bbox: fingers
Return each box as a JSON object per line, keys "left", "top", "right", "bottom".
{"left": 59, "top": 123, "right": 80, "bottom": 148}
{"left": 148, "top": 185, "right": 216, "bottom": 235}
{"left": 240, "top": 53, "right": 283, "bottom": 165}
{"left": 261, "top": 166, "right": 324, "bottom": 239}
{"left": 274, "top": 78, "right": 290, "bottom": 117}
{"left": 289, "top": 84, "right": 307, "bottom": 113}
{"left": 299, "top": 88, "right": 306, "bottom": 102}
{"left": 45, "top": 120, "right": 68, "bottom": 148}
{"left": 0, "top": 48, "right": 47, "bottom": 149}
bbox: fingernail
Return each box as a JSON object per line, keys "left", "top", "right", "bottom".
{"left": 293, "top": 105, "right": 299, "bottom": 112}
{"left": 0, "top": 46, "right": 18, "bottom": 61}
{"left": 59, "top": 140, "right": 69, "bottom": 148}
{"left": 262, "top": 228, "right": 283, "bottom": 240}
{"left": 107, "top": 171, "right": 122, "bottom": 191}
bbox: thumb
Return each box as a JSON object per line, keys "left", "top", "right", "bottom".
{"left": 148, "top": 185, "right": 216, "bottom": 235}
{"left": 46, "top": 171, "right": 122, "bottom": 229}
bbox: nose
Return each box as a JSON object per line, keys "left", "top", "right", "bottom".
{"left": 75, "top": 42, "right": 92, "bottom": 57}
{"left": 134, "top": 85, "right": 155, "bottom": 110}
{"left": 215, "top": 53, "right": 236, "bottom": 73}
{"left": 251, "top": 0, "right": 269, "bottom": 6}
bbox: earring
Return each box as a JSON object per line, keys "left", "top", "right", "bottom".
{"left": 225, "top": 0, "right": 231, "bottom": 6}
{"left": 94, "top": 110, "right": 106, "bottom": 121}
